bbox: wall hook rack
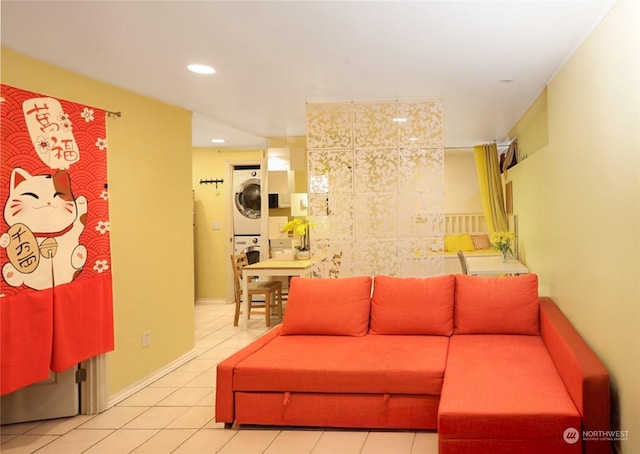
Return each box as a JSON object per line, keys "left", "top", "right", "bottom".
{"left": 199, "top": 178, "right": 224, "bottom": 190}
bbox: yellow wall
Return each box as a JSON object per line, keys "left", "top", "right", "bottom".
{"left": 192, "top": 148, "right": 261, "bottom": 300}
{"left": 506, "top": 2, "right": 639, "bottom": 452}
{"left": 444, "top": 148, "right": 482, "bottom": 214}
{"left": 506, "top": 89, "right": 549, "bottom": 162}
{"left": 2, "top": 48, "right": 196, "bottom": 396}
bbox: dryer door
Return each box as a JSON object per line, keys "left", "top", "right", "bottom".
{"left": 234, "top": 178, "right": 261, "bottom": 220}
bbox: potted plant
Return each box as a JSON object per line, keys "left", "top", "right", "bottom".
{"left": 281, "top": 217, "right": 313, "bottom": 259}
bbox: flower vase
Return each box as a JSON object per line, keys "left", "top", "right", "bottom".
{"left": 502, "top": 250, "right": 509, "bottom": 262}
{"left": 296, "top": 250, "right": 310, "bottom": 260}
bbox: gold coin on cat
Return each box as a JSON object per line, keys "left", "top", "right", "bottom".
{"left": 40, "top": 237, "right": 58, "bottom": 259}
{"left": 5, "top": 223, "right": 40, "bottom": 273}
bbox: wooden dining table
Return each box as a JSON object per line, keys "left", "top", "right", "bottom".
{"left": 240, "top": 255, "right": 325, "bottom": 328}
{"left": 465, "top": 255, "right": 529, "bottom": 276}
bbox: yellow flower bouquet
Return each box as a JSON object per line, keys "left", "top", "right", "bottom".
{"left": 490, "top": 231, "right": 515, "bottom": 261}
{"left": 281, "top": 217, "right": 314, "bottom": 252}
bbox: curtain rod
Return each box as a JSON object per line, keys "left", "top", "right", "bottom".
{"left": 444, "top": 143, "right": 512, "bottom": 150}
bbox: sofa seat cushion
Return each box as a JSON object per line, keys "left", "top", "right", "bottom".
{"left": 439, "top": 335, "right": 581, "bottom": 441}
{"left": 234, "top": 334, "right": 449, "bottom": 395}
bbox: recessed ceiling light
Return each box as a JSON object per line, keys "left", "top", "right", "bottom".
{"left": 188, "top": 64, "right": 216, "bottom": 74}
{"left": 392, "top": 117, "right": 408, "bottom": 123}
{"left": 211, "top": 139, "right": 225, "bottom": 144}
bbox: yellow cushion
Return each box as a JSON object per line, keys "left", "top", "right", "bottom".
{"left": 444, "top": 234, "right": 475, "bottom": 252}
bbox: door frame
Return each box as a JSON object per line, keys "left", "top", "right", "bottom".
{"left": 81, "top": 354, "right": 109, "bottom": 414}
{"left": 226, "top": 157, "right": 266, "bottom": 303}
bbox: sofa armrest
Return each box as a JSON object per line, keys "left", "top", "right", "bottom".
{"left": 215, "top": 325, "right": 283, "bottom": 424}
{"left": 539, "top": 297, "right": 610, "bottom": 454}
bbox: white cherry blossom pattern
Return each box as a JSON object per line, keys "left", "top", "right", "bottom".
{"left": 95, "top": 221, "right": 110, "bottom": 235}
{"left": 81, "top": 107, "right": 94, "bottom": 122}
{"left": 34, "top": 136, "right": 51, "bottom": 155}
{"left": 58, "top": 112, "right": 73, "bottom": 131}
{"left": 95, "top": 137, "right": 107, "bottom": 150}
{"left": 93, "top": 260, "right": 109, "bottom": 273}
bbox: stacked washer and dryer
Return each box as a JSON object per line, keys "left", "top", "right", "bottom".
{"left": 233, "top": 166, "right": 262, "bottom": 264}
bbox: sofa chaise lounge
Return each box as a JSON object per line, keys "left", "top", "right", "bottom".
{"left": 216, "top": 274, "right": 610, "bottom": 454}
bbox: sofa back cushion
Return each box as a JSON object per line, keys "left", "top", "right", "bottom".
{"left": 281, "top": 276, "right": 372, "bottom": 336}
{"left": 370, "top": 274, "right": 455, "bottom": 335}
{"left": 454, "top": 273, "right": 540, "bottom": 335}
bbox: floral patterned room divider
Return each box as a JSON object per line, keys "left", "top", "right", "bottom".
{"left": 0, "top": 85, "right": 114, "bottom": 395}
{"left": 306, "top": 100, "right": 444, "bottom": 278}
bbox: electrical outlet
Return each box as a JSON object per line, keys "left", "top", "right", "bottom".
{"left": 142, "top": 331, "right": 150, "bottom": 348}
{"left": 212, "top": 221, "right": 221, "bottom": 230}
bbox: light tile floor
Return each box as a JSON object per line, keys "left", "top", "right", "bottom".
{"left": 0, "top": 302, "right": 438, "bottom": 454}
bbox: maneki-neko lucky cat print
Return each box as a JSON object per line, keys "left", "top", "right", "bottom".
{"left": 1, "top": 167, "right": 87, "bottom": 290}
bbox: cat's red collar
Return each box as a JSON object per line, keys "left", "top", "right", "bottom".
{"left": 33, "top": 223, "right": 74, "bottom": 238}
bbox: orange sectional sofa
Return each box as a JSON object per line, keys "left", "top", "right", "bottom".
{"left": 216, "top": 274, "right": 610, "bottom": 454}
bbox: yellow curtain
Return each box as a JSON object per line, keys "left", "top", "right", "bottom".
{"left": 474, "top": 143, "right": 508, "bottom": 232}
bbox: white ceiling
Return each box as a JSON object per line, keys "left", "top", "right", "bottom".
{"left": 1, "top": 1, "right": 615, "bottom": 149}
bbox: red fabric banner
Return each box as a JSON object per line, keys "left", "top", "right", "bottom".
{"left": 1, "top": 84, "right": 114, "bottom": 395}
{"left": 0, "top": 288, "right": 54, "bottom": 394}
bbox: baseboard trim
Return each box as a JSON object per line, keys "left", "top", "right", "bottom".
{"left": 107, "top": 348, "right": 198, "bottom": 408}
{"left": 195, "top": 298, "right": 230, "bottom": 305}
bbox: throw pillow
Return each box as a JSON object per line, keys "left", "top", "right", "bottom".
{"left": 282, "top": 276, "right": 372, "bottom": 336}
{"left": 454, "top": 273, "right": 540, "bottom": 335}
{"left": 370, "top": 274, "right": 455, "bottom": 335}
{"left": 471, "top": 234, "right": 491, "bottom": 250}
{"left": 444, "top": 234, "right": 475, "bottom": 252}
